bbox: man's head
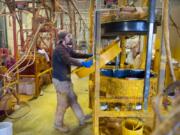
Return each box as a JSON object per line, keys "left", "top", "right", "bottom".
{"left": 58, "top": 31, "right": 68, "bottom": 41}
{"left": 58, "top": 31, "right": 73, "bottom": 46}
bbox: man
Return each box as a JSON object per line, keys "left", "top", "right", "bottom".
{"left": 52, "top": 31, "right": 93, "bottom": 132}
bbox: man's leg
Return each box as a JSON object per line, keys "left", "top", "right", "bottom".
{"left": 53, "top": 79, "right": 69, "bottom": 132}
{"left": 55, "top": 92, "right": 69, "bottom": 127}
{"left": 67, "top": 82, "right": 91, "bottom": 125}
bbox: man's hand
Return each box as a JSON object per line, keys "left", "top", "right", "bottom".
{"left": 81, "top": 60, "right": 93, "bottom": 68}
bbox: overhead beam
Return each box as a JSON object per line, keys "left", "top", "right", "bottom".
{"left": 69, "top": 0, "right": 88, "bottom": 30}
{"left": 54, "top": 0, "right": 68, "bottom": 13}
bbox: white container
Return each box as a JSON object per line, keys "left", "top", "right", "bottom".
{"left": 0, "top": 122, "right": 13, "bottom": 135}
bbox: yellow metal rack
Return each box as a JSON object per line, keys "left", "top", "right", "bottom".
{"left": 91, "top": 0, "right": 158, "bottom": 135}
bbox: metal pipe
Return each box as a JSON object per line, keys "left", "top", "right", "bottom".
{"left": 143, "top": 0, "right": 156, "bottom": 109}
{"left": 54, "top": 0, "right": 68, "bottom": 13}
{"left": 88, "top": 0, "right": 95, "bottom": 53}
{"left": 157, "top": 0, "right": 166, "bottom": 100}
{"left": 93, "top": 10, "right": 101, "bottom": 135}
{"left": 32, "top": 0, "right": 35, "bottom": 16}
{"left": 2, "top": 2, "right": 8, "bottom": 48}
{"left": 66, "top": 0, "right": 73, "bottom": 33}
{"left": 19, "top": 11, "right": 25, "bottom": 49}
{"left": 12, "top": 13, "right": 18, "bottom": 60}
{"left": 73, "top": 10, "right": 77, "bottom": 38}
{"left": 120, "top": 37, "right": 126, "bottom": 68}
{"left": 69, "top": 0, "right": 88, "bottom": 29}
{"left": 115, "top": 37, "right": 121, "bottom": 70}
{"left": 163, "top": 0, "right": 176, "bottom": 82}
{"left": 115, "top": 56, "right": 120, "bottom": 70}
{"left": 60, "top": 12, "right": 64, "bottom": 29}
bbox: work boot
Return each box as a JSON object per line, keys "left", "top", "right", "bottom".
{"left": 79, "top": 114, "right": 92, "bottom": 126}
{"left": 54, "top": 124, "right": 69, "bottom": 133}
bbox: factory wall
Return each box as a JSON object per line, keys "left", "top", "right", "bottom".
{"left": 6, "top": 10, "right": 33, "bottom": 56}
{"left": 0, "top": 3, "right": 8, "bottom": 48}
{"left": 4, "top": 1, "right": 180, "bottom": 61}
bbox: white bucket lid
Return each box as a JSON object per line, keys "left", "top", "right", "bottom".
{"left": 0, "top": 122, "right": 13, "bottom": 135}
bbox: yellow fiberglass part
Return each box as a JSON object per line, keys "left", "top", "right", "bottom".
{"left": 72, "top": 41, "right": 121, "bottom": 78}
{"left": 122, "top": 118, "right": 143, "bottom": 135}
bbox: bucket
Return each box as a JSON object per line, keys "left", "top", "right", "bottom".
{"left": 122, "top": 118, "right": 143, "bottom": 135}
{"left": 0, "top": 122, "right": 13, "bottom": 135}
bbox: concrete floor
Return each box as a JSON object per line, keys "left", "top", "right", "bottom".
{"left": 4, "top": 75, "right": 92, "bottom": 135}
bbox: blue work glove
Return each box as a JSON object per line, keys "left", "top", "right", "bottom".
{"left": 81, "top": 60, "right": 93, "bottom": 68}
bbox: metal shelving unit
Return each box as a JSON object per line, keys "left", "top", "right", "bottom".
{"left": 93, "top": 0, "right": 157, "bottom": 135}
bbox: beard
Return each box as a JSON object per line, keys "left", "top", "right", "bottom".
{"left": 66, "top": 39, "right": 73, "bottom": 45}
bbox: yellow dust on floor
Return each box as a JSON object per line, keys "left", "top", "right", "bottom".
{"left": 4, "top": 75, "right": 92, "bottom": 135}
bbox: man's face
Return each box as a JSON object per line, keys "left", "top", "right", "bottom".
{"left": 64, "top": 34, "right": 73, "bottom": 45}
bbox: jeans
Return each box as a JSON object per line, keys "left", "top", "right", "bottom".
{"left": 52, "top": 78, "right": 85, "bottom": 126}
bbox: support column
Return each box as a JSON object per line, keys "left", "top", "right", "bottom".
{"left": 12, "top": 13, "right": 18, "bottom": 60}
{"left": 144, "top": 0, "right": 156, "bottom": 109}
{"left": 94, "top": 10, "right": 101, "bottom": 135}
{"left": 66, "top": 0, "right": 73, "bottom": 33}
{"left": 89, "top": 0, "right": 95, "bottom": 53}
{"left": 120, "top": 37, "right": 126, "bottom": 68}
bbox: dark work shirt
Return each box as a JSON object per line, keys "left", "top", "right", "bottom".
{"left": 52, "top": 44, "right": 91, "bottom": 81}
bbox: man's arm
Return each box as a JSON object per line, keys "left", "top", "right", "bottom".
{"left": 57, "top": 47, "right": 82, "bottom": 66}
{"left": 70, "top": 50, "right": 92, "bottom": 59}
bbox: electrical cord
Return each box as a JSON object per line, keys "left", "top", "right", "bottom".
{"left": 5, "top": 101, "right": 31, "bottom": 119}
{"left": 0, "top": 87, "right": 31, "bottom": 119}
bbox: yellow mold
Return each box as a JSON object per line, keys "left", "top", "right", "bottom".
{"left": 72, "top": 41, "right": 121, "bottom": 78}
{"left": 122, "top": 118, "right": 143, "bottom": 135}
{"left": 100, "top": 75, "right": 157, "bottom": 103}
